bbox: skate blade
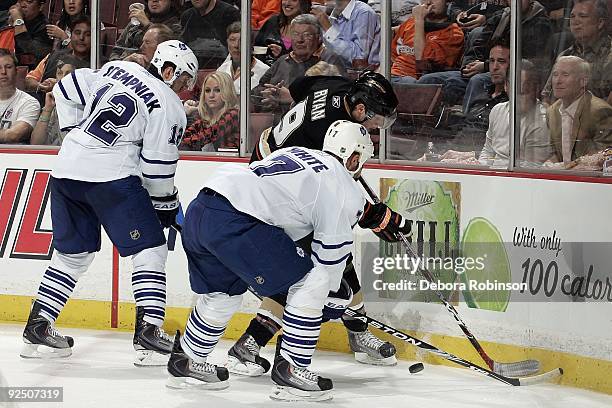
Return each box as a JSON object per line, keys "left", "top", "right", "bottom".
{"left": 134, "top": 350, "right": 170, "bottom": 367}
{"left": 165, "top": 375, "right": 229, "bottom": 390}
{"left": 270, "top": 385, "right": 332, "bottom": 402}
{"left": 225, "top": 355, "right": 266, "bottom": 377}
{"left": 20, "top": 342, "right": 72, "bottom": 359}
{"left": 354, "top": 352, "right": 397, "bottom": 366}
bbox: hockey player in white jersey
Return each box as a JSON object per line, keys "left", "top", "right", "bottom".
{"left": 21, "top": 40, "right": 198, "bottom": 366}
{"left": 166, "top": 121, "right": 374, "bottom": 401}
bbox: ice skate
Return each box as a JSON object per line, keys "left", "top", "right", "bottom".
{"left": 348, "top": 328, "right": 397, "bottom": 366}
{"left": 225, "top": 333, "right": 271, "bottom": 377}
{"left": 166, "top": 331, "right": 230, "bottom": 390}
{"left": 133, "top": 306, "right": 173, "bottom": 366}
{"left": 20, "top": 302, "right": 73, "bottom": 359}
{"left": 270, "top": 335, "right": 333, "bottom": 402}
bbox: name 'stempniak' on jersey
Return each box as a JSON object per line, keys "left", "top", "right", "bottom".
{"left": 51, "top": 61, "right": 187, "bottom": 198}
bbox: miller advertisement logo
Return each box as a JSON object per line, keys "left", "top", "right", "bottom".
{"left": 379, "top": 178, "right": 461, "bottom": 303}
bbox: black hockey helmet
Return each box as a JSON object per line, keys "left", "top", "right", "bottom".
{"left": 347, "top": 71, "right": 398, "bottom": 129}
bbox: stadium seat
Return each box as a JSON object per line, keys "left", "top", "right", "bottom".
{"left": 393, "top": 83, "right": 443, "bottom": 128}
{"left": 100, "top": 0, "right": 118, "bottom": 26}
{"left": 15, "top": 66, "right": 28, "bottom": 91}
{"left": 101, "top": 27, "right": 119, "bottom": 59}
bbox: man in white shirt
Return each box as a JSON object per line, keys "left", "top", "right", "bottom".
{"left": 0, "top": 49, "right": 40, "bottom": 144}
{"left": 546, "top": 55, "right": 612, "bottom": 164}
{"left": 479, "top": 60, "right": 552, "bottom": 166}
{"left": 217, "top": 21, "right": 269, "bottom": 95}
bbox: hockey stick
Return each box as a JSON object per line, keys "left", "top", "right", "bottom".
{"left": 358, "top": 176, "right": 542, "bottom": 377}
{"left": 171, "top": 222, "right": 561, "bottom": 385}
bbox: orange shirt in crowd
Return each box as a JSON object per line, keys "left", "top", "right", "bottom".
{"left": 252, "top": 0, "right": 281, "bottom": 29}
{"left": 391, "top": 17, "right": 464, "bottom": 79}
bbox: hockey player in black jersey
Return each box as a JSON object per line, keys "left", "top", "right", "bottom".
{"left": 229, "top": 72, "right": 411, "bottom": 376}
{"left": 251, "top": 71, "right": 399, "bottom": 162}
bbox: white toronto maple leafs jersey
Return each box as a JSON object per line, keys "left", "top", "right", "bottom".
{"left": 205, "top": 147, "right": 366, "bottom": 291}
{"left": 52, "top": 61, "right": 186, "bottom": 197}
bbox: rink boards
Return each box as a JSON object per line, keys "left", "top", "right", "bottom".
{"left": 0, "top": 151, "right": 611, "bottom": 394}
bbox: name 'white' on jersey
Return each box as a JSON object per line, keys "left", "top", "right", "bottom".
{"left": 204, "top": 147, "right": 366, "bottom": 291}
{"left": 52, "top": 61, "right": 186, "bottom": 197}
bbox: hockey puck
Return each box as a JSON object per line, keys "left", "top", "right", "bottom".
{"left": 409, "top": 363, "right": 424, "bottom": 373}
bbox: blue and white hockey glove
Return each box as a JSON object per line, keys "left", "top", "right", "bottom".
{"left": 151, "top": 187, "right": 180, "bottom": 228}
{"left": 358, "top": 202, "right": 410, "bottom": 242}
{"left": 322, "top": 279, "right": 353, "bottom": 322}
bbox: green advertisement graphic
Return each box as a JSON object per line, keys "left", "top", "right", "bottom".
{"left": 379, "top": 178, "right": 461, "bottom": 303}
{"left": 460, "top": 217, "right": 511, "bottom": 312}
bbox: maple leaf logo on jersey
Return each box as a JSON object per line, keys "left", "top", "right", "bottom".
{"left": 332, "top": 96, "right": 341, "bottom": 108}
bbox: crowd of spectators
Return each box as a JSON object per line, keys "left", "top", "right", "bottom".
{"left": 0, "top": 0, "right": 609, "bottom": 172}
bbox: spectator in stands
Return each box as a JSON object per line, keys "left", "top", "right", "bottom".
{"left": 546, "top": 56, "right": 612, "bottom": 165}
{"left": 418, "top": 0, "right": 551, "bottom": 110}
{"left": 123, "top": 23, "right": 175, "bottom": 67}
{"left": 463, "top": 40, "right": 510, "bottom": 125}
{"left": 45, "top": 0, "right": 89, "bottom": 50}
{"left": 8, "top": 0, "right": 53, "bottom": 69}
{"left": 218, "top": 21, "right": 269, "bottom": 95}
{"left": 110, "top": 0, "right": 182, "bottom": 61}
{"left": 390, "top": 0, "right": 464, "bottom": 84}
{"left": 24, "top": 16, "right": 91, "bottom": 104}
{"left": 479, "top": 60, "right": 551, "bottom": 166}
{"left": 252, "top": 0, "right": 280, "bottom": 29}
{"left": 254, "top": 0, "right": 311, "bottom": 65}
{"left": 0, "top": 49, "right": 39, "bottom": 143}
{"left": 180, "top": 0, "right": 240, "bottom": 68}
{"left": 29, "top": 56, "right": 76, "bottom": 145}
{"left": 450, "top": 0, "right": 507, "bottom": 32}
{"left": 311, "top": 0, "right": 380, "bottom": 69}
{"left": 252, "top": 13, "right": 321, "bottom": 114}
{"left": 180, "top": 71, "right": 240, "bottom": 151}
{"left": 542, "top": 0, "right": 611, "bottom": 104}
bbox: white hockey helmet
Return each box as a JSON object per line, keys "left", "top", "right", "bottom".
{"left": 151, "top": 40, "right": 198, "bottom": 88}
{"left": 323, "top": 120, "right": 374, "bottom": 177}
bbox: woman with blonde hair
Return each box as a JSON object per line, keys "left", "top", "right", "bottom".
{"left": 180, "top": 72, "right": 240, "bottom": 152}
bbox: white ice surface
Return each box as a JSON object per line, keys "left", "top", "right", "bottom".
{"left": 0, "top": 324, "right": 610, "bottom": 408}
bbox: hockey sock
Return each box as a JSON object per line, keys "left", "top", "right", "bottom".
{"left": 35, "top": 251, "right": 94, "bottom": 323}
{"left": 280, "top": 305, "right": 322, "bottom": 368}
{"left": 245, "top": 314, "right": 281, "bottom": 347}
{"left": 131, "top": 245, "right": 168, "bottom": 327}
{"left": 181, "top": 293, "right": 242, "bottom": 363}
{"left": 36, "top": 267, "right": 78, "bottom": 323}
{"left": 131, "top": 270, "right": 166, "bottom": 327}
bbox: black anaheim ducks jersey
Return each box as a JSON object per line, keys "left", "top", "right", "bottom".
{"left": 251, "top": 76, "right": 354, "bottom": 163}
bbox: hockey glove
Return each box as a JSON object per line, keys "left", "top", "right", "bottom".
{"left": 322, "top": 279, "right": 353, "bottom": 322}
{"left": 151, "top": 187, "right": 180, "bottom": 228}
{"left": 358, "top": 202, "right": 410, "bottom": 242}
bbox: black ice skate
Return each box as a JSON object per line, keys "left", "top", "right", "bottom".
{"left": 133, "top": 306, "right": 173, "bottom": 366}
{"left": 348, "top": 328, "right": 397, "bottom": 366}
{"left": 166, "top": 331, "right": 230, "bottom": 390}
{"left": 21, "top": 302, "right": 73, "bottom": 359}
{"left": 270, "top": 335, "right": 333, "bottom": 402}
{"left": 225, "top": 333, "right": 271, "bottom": 377}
